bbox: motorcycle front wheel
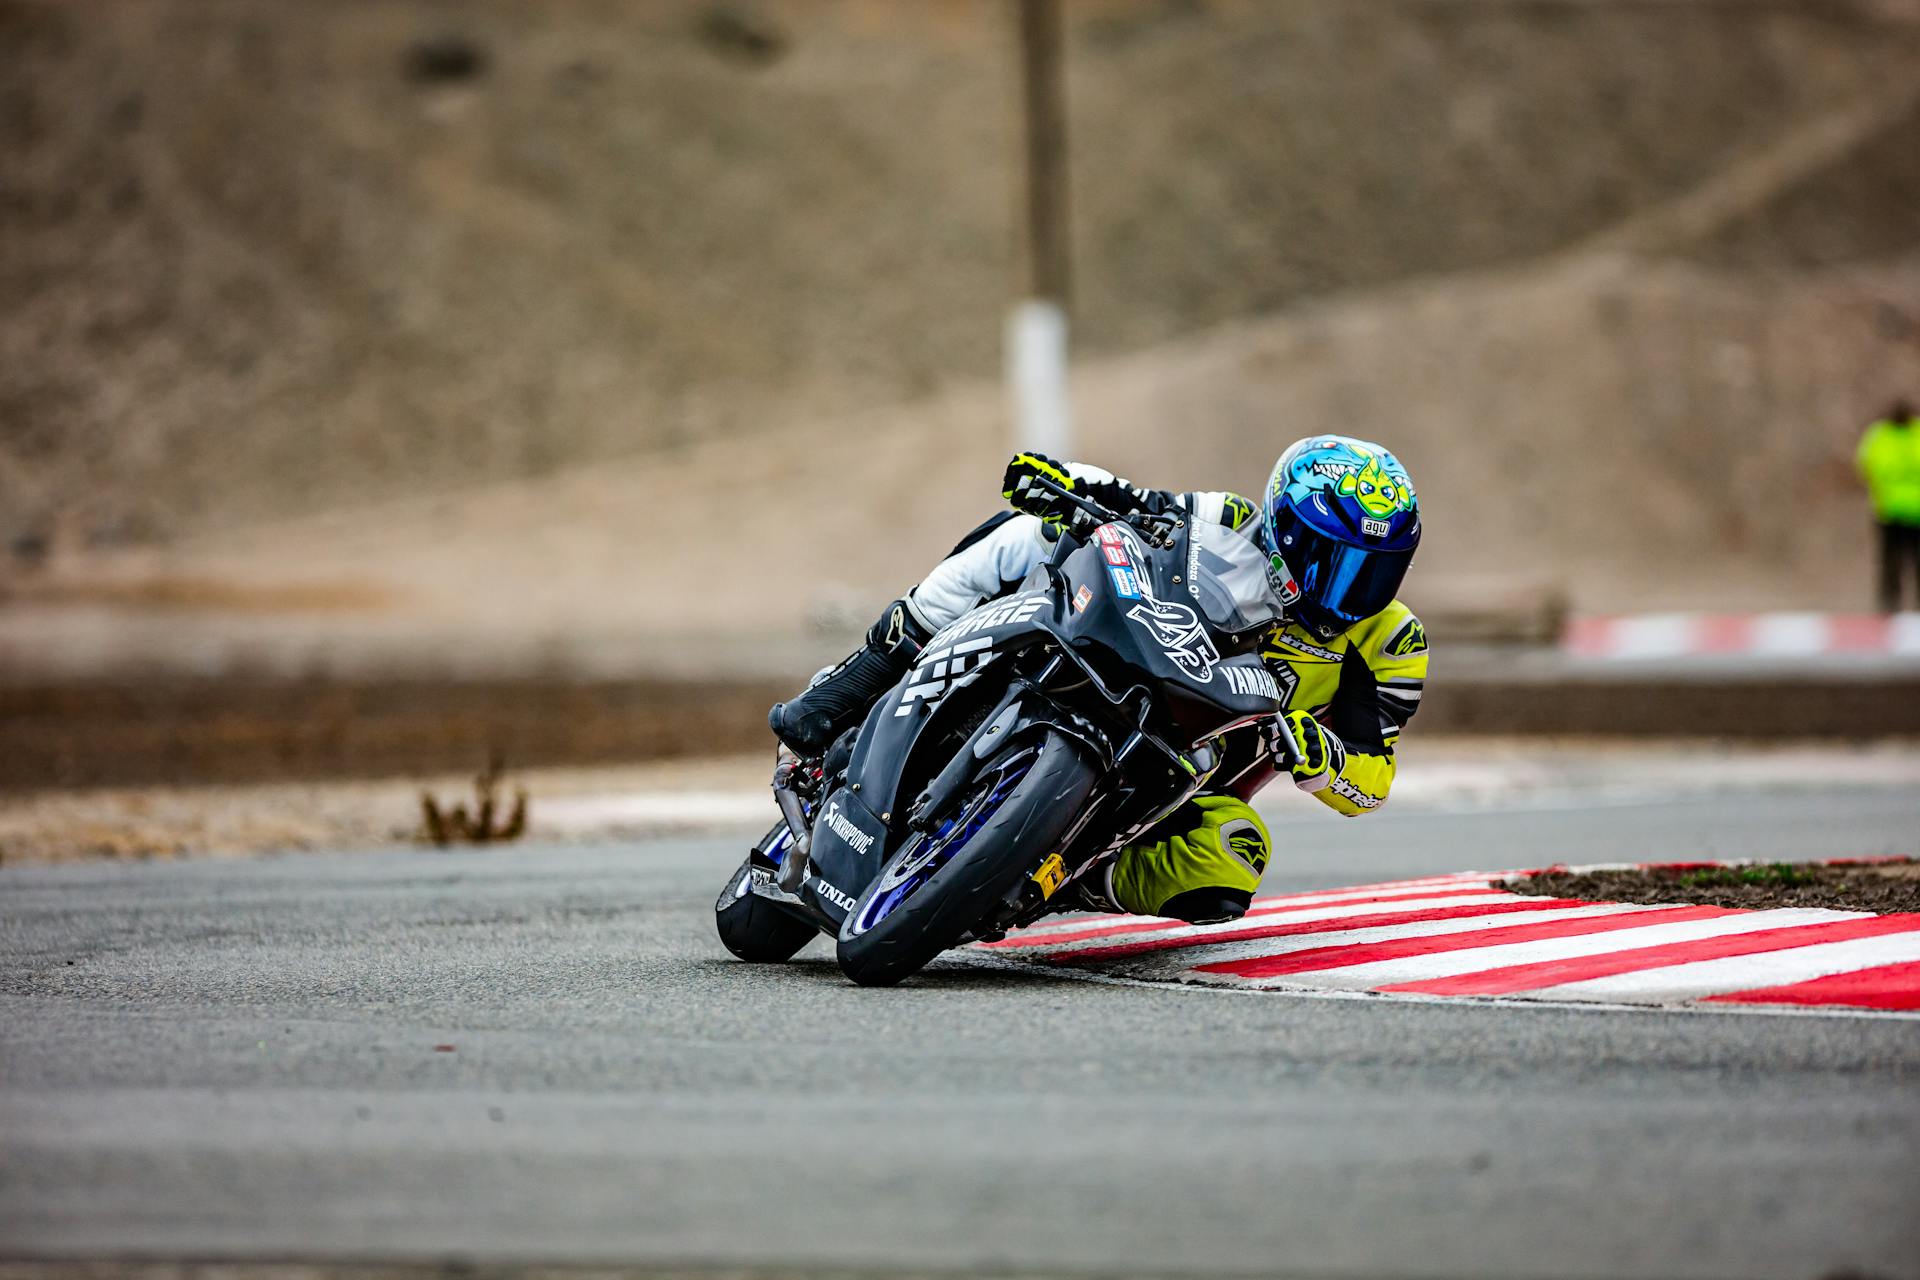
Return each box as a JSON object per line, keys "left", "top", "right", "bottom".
{"left": 835, "top": 728, "right": 1096, "bottom": 987}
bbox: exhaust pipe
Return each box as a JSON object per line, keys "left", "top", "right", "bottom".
{"left": 772, "top": 760, "right": 814, "bottom": 893}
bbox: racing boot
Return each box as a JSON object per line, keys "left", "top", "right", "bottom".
{"left": 769, "top": 599, "right": 932, "bottom": 757}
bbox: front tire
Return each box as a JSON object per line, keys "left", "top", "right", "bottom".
{"left": 835, "top": 729, "right": 1096, "bottom": 987}
{"left": 715, "top": 856, "right": 818, "bottom": 963}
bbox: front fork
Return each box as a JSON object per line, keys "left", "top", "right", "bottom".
{"left": 996, "top": 728, "right": 1223, "bottom": 931}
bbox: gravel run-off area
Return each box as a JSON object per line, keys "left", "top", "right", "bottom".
{"left": 1511, "top": 859, "right": 1920, "bottom": 912}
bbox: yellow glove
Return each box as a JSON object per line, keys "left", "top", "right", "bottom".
{"left": 1002, "top": 452, "right": 1077, "bottom": 524}
{"left": 1271, "top": 709, "right": 1345, "bottom": 793}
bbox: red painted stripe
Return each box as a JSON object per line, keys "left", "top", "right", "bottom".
{"left": 1821, "top": 856, "right": 1916, "bottom": 868}
{"left": 983, "top": 887, "right": 1503, "bottom": 951}
{"left": 1703, "top": 958, "right": 1920, "bottom": 1011}
{"left": 1240, "top": 876, "right": 1493, "bottom": 911}
{"left": 1198, "top": 905, "right": 1735, "bottom": 980}
{"left": 1561, "top": 616, "right": 1613, "bottom": 656}
{"left": 1380, "top": 913, "right": 1920, "bottom": 996}
{"left": 1043, "top": 898, "right": 1607, "bottom": 966}
{"left": 1827, "top": 614, "right": 1892, "bottom": 653}
{"left": 1558, "top": 614, "right": 1905, "bottom": 657}
{"left": 1258, "top": 874, "right": 1494, "bottom": 900}
{"left": 1695, "top": 614, "right": 1751, "bottom": 655}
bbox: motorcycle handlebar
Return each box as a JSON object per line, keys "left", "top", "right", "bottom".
{"left": 1022, "top": 475, "right": 1183, "bottom": 550}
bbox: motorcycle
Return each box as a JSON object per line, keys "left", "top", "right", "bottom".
{"left": 713, "top": 478, "right": 1293, "bottom": 986}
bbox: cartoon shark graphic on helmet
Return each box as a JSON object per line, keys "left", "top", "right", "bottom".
{"left": 1335, "top": 448, "right": 1415, "bottom": 519}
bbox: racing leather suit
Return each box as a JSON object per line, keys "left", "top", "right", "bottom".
{"left": 900, "top": 461, "right": 1429, "bottom": 921}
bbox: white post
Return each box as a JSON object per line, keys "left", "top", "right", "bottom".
{"left": 1007, "top": 297, "right": 1073, "bottom": 458}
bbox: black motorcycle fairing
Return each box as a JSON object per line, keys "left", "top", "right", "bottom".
{"left": 806, "top": 682, "right": 1110, "bottom": 930}
{"left": 843, "top": 589, "right": 1064, "bottom": 821}
{"left": 1048, "top": 526, "right": 1283, "bottom": 738}
{"left": 734, "top": 509, "right": 1292, "bottom": 968}
{"left": 800, "top": 783, "right": 887, "bottom": 925}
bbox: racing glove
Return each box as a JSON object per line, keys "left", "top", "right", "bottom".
{"left": 1267, "top": 709, "right": 1346, "bottom": 794}
{"left": 1002, "top": 452, "right": 1081, "bottom": 526}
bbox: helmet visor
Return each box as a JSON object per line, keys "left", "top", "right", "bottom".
{"left": 1279, "top": 526, "right": 1414, "bottom": 628}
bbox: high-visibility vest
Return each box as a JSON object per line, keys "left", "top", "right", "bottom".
{"left": 1857, "top": 419, "right": 1920, "bottom": 524}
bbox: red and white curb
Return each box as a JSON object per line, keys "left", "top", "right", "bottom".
{"left": 971, "top": 865, "right": 1920, "bottom": 1015}
{"left": 1564, "top": 612, "right": 1920, "bottom": 661}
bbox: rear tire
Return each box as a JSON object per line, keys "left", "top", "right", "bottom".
{"left": 835, "top": 729, "right": 1096, "bottom": 987}
{"left": 714, "top": 856, "right": 818, "bottom": 963}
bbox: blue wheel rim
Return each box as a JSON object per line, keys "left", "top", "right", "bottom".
{"left": 849, "top": 749, "right": 1039, "bottom": 935}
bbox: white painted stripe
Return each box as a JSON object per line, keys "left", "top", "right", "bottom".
{"left": 1103, "top": 903, "right": 1685, "bottom": 979}
{"left": 1236, "top": 908, "right": 1864, "bottom": 990}
{"left": 1009, "top": 892, "right": 1529, "bottom": 957}
{"left": 1891, "top": 612, "right": 1920, "bottom": 656}
{"left": 1521, "top": 930, "right": 1920, "bottom": 1005}
{"left": 1604, "top": 615, "right": 1697, "bottom": 661}
{"left": 1005, "top": 879, "right": 1496, "bottom": 943}
{"left": 1747, "top": 612, "right": 1831, "bottom": 657}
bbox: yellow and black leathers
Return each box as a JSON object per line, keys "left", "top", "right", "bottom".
{"left": 1253, "top": 601, "right": 1428, "bottom": 817}
{"left": 988, "top": 458, "right": 1429, "bottom": 920}
{"left": 1087, "top": 598, "right": 1428, "bottom": 919}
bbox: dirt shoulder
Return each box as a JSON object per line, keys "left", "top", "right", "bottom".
{"left": 1511, "top": 861, "right": 1920, "bottom": 912}
{"left": 0, "top": 755, "right": 774, "bottom": 866}
{"left": 7, "top": 739, "right": 1919, "bottom": 868}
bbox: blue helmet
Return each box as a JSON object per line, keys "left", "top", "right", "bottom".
{"left": 1261, "top": 435, "right": 1421, "bottom": 640}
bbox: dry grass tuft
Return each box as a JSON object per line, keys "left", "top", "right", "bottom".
{"left": 418, "top": 755, "right": 529, "bottom": 846}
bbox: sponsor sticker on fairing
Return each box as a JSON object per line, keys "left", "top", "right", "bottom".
{"left": 1220, "top": 663, "right": 1281, "bottom": 700}
{"left": 1097, "top": 525, "right": 1124, "bottom": 547}
{"left": 896, "top": 636, "right": 995, "bottom": 716}
{"left": 819, "top": 800, "right": 876, "bottom": 854}
{"left": 1124, "top": 596, "right": 1219, "bottom": 683}
{"left": 1103, "top": 542, "right": 1131, "bottom": 567}
{"left": 1072, "top": 584, "right": 1093, "bottom": 613}
{"left": 805, "top": 873, "right": 858, "bottom": 912}
{"left": 1107, "top": 565, "right": 1142, "bottom": 599}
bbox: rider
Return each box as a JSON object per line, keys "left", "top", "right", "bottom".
{"left": 769, "top": 436, "right": 1427, "bottom": 926}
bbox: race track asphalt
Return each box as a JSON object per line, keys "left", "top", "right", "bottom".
{"left": 4, "top": 788, "right": 1919, "bottom": 1280}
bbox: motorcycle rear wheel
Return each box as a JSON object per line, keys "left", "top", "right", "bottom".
{"left": 835, "top": 729, "right": 1095, "bottom": 987}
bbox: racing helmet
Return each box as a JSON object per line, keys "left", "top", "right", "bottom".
{"left": 1261, "top": 435, "right": 1421, "bottom": 640}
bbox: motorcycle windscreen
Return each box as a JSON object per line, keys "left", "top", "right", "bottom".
{"left": 1188, "top": 521, "right": 1288, "bottom": 638}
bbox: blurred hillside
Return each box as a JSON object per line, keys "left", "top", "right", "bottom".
{"left": 4, "top": 0, "right": 1919, "bottom": 617}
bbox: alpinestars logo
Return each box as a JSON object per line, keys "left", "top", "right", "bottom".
{"left": 1384, "top": 616, "right": 1428, "bottom": 657}
{"left": 1126, "top": 596, "right": 1220, "bottom": 683}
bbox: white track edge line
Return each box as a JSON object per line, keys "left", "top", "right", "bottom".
{"left": 948, "top": 949, "right": 1920, "bottom": 1022}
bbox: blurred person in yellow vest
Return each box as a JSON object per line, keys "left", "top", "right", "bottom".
{"left": 1858, "top": 399, "right": 1920, "bottom": 612}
